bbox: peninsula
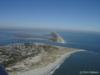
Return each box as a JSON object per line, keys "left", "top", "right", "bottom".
{"left": 0, "top": 32, "right": 84, "bottom": 75}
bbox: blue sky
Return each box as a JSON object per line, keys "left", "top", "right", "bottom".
{"left": 0, "top": 0, "right": 100, "bottom": 32}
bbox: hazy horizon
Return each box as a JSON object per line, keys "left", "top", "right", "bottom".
{"left": 0, "top": 0, "right": 100, "bottom": 32}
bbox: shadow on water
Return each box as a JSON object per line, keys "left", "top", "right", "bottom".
{"left": 53, "top": 51, "right": 100, "bottom": 75}
{"left": 0, "top": 65, "right": 8, "bottom": 75}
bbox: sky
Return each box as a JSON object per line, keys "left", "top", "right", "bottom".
{"left": 0, "top": 0, "right": 100, "bottom": 32}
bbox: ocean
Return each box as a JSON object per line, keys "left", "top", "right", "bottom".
{"left": 53, "top": 31, "right": 100, "bottom": 75}
{"left": 0, "top": 30, "right": 100, "bottom": 75}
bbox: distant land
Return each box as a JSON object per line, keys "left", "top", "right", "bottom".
{"left": 0, "top": 27, "right": 100, "bottom": 34}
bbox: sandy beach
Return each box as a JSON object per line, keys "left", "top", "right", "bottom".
{"left": 12, "top": 49, "right": 85, "bottom": 75}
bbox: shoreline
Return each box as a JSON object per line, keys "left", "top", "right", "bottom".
{"left": 48, "top": 49, "right": 85, "bottom": 75}
{"left": 14, "top": 49, "right": 85, "bottom": 75}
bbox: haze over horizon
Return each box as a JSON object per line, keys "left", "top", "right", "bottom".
{"left": 0, "top": 0, "right": 100, "bottom": 32}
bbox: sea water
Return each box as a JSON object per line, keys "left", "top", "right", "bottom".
{"left": 0, "top": 30, "right": 100, "bottom": 75}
